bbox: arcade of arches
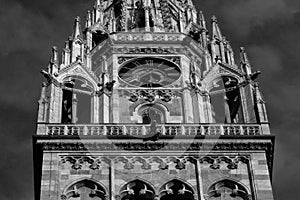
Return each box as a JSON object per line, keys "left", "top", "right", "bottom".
{"left": 63, "top": 179, "right": 249, "bottom": 200}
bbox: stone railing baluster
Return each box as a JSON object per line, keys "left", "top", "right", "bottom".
{"left": 181, "top": 125, "right": 185, "bottom": 135}
{"left": 161, "top": 125, "right": 166, "bottom": 136}
{"left": 42, "top": 124, "right": 263, "bottom": 137}
{"left": 220, "top": 125, "right": 224, "bottom": 135}
{"left": 103, "top": 125, "right": 107, "bottom": 136}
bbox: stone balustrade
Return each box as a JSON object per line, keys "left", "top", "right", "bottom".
{"left": 37, "top": 124, "right": 263, "bottom": 136}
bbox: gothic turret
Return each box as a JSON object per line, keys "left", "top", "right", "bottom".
{"left": 34, "top": 1, "right": 275, "bottom": 200}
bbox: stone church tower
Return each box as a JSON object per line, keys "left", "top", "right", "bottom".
{"left": 33, "top": 0, "right": 275, "bottom": 199}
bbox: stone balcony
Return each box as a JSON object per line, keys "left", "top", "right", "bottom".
{"left": 36, "top": 123, "right": 268, "bottom": 137}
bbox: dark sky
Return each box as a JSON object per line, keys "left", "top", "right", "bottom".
{"left": 0, "top": 0, "right": 299, "bottom": 199}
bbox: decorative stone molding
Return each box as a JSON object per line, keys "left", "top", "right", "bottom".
{"left": 199, "top": 155, "right": 249, "bottom": 170}
{"left": 58, "top": 154, "right": 252, "bottom": 172}
{"left": 121, "top": 89, "right": 181, "bottom": 103}
{"left": 60, "top": 155, "right": 112, "bottom": 170}
{"left": 117, "top": 56, "right": 181, "bottom": 65}
{"left": 39, "top": 140, "right": 273, "bottom": 173}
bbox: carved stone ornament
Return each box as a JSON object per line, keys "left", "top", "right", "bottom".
{"left": 199, "top": 155, "right": 249, "bottom": 170}
{"left": 117, "top": 56, "right": 181, "bottom": 65}
{"left": 41, "top": 141, "right": 273, "bottom": 172}
{"left": 121, "top": 89, "right": 180, "bottom": 103}
{"left": 61, "top": 155, "right": 102, "bottom": 171}
{"left": 57, "top": 154, "right": 253, "bottom": 172}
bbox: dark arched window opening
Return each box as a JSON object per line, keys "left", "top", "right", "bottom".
{"left": 92, "top": 31, "right": 107, "bottom": 48}
{"left": 64, "top": 179, "right": 107, "bottom": 200}
{"left": 62, "top": 82, "right": 74, "bottom": 123}
{"left": 159, "top": 180, "right": 195, "bottom": 200}
{"left": 210, "top": 76, "right": 244, "bottom": 123}
{"left": 207, "top": 179, "right": 249, "bottom": 200}
{"left": 61, "top": 77, "right": 93, "bottom": 124}
{"left": 119, "top": 180, "right": 155, "bottom": 200}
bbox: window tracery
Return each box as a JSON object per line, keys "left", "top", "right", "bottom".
{"left": 118, "top": 179, "right": 155, "bottom": 200}
{"left": 206, "top": 180, "right": 250, "bottom": 200}
{"left": 62, "top": 179, "right": 107, "bottom": 200}
{"left": 61, "top": 76, "right": 94, "bottom": 124}
{"left": 209, "top": 76, "right": 244, "bottom": 123}
{"left": 159, "top": 179, "right": 195, "bottom": 200}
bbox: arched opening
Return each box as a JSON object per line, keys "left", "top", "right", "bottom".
{"left": 159, "top": 179, "right": 195, "bottom": 200}
{"left": 138, "top": 104, "right": 165, "bottom": 124}
{"left": 92, "top": 31, "right": 107, "bottom": 48}
{"left": 64, "top": 179, "right": 107, "bottom": 200}
{"left": 207, "top": 179, "right": 249, "bottom": 200}
{"left": 119, "top": 179, "right": 155, "bottom": 200}
{"left": 209, "top": 76, "right": 243, "bottom": 123}
{"left": 61, "top": 77, "right": 94, "bottom": 124}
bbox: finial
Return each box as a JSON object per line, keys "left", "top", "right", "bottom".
{"left": 86, "top": 10, "right": 92, "bottom": 27}
{"left": 64, "top": 41, "right": 69, "bottom": 50}
{"left": 95, "top": 0, "right": 101, "bottom": 7}
{"left": 198, "top": 11, "right": 206, "bottom": 29}
{"left": 240, "top": 47, "right": 253, "bottom": 76}
{"left": 240, "top": 47, "right": 249, "bottom": 64}
{"left": 51, "top": 46, "right": 58, "bottom": 63}
{"left": 73, "top": 16, "right": 82, "bottom": 39}
{"left": 211, "top": 15, "right": 218, "bottom": 22}
{"left": 211, "top": 15, "right": 223, "bottom": 39}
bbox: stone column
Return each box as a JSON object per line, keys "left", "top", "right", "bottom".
{"left": 196, "top": 93, "right": 207, "bottom": 123}
{"left": 110, "top": 161, "right": 116, "bottom": 200}
{"left": 196, "top": 160, "right": 204, "bottom": 200}
{"left": 72, "top": 93, "right": 78, "bottom": 123}
{"left": 181, "top": 56, "right": 194, "bottom": 123}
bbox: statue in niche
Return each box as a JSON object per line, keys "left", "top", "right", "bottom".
{"left": 132, "top": 0, "right": 145, "bottom": 29}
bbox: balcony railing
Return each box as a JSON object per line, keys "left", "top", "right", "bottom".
{"left": 37, "top": 124, "right": 263, "bottom": 136}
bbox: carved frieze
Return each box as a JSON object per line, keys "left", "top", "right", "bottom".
{"left": 119, "top": 89, "right": 181, "bottom": 103}
{"left": 61, "top": 155, "right": 104, "bottom": 170}
{"left": 59, "top": 154, "right": 252, "bottom": 171}
{"left": 199, "top": 155, "right": 249, "bottom": 170}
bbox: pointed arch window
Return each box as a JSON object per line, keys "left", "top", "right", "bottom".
{"left": 159, "top": 179, "right": 195, "bottom": 200}
{"left": 119, "top": 179, "right": 155, "bottom": 200}
{"left": 209, "top": 76, "right": 244, "bottom": 123}
{"left": 207, "top": 179, "right": 250, "bottom": 200}
{"left": 138, "top": 104, "right": 165, "bottom": 124}
{"left": 62, "top": 179, "right": 107, "bottom": 200}
{"left": 61, "top": 77, "right": 94, "bottom": 124}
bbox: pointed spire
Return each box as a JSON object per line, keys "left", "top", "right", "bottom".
{"left": 254, "top": 83, "right": 268, "bottom": 123}
{"left": 198, "top": 11, "right": 206, "bottom": 29}
{"left": 62, "top": 41, "right": 71, "bottom": 66}
{"left": 211, "top": 16, "right": 222, "bottom": 40}
{"left": 51, "top": 46, "right": 58, "bottom": 64}
{"left": 240, "top": 47, "right": 252, "bottom": 76}
{"left": 73, "top": 16, "right": 82, "bottom": 39}
{"left": 64, "top": 41, "right": 69, "bottom": 50}
{"left": 95, "top": 0, "right": 101, "bottom": 7}
{"left": 187, "top": 0, "right": 194, "bottom": 7}
{"left": 86, "top": 10, "right": 92, "bottom": 28}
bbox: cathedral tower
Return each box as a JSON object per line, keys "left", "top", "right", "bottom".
{"left": 33, "top": 0, "right": 275, "bottom": 199}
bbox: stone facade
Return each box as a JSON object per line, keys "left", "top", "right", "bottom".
{"left": 33, "top": 0, "right": 275, "bottom": 200}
